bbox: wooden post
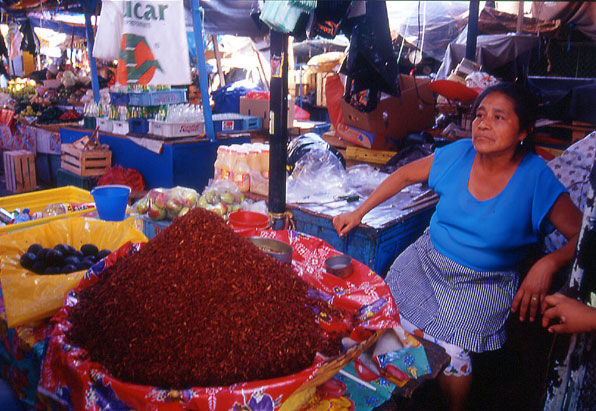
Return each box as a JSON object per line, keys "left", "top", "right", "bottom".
{"left": 516, "top": 1, "right": 524, "bottom": 33}
{"left": 211, "top": 34, "right": 225, "bottom": 87}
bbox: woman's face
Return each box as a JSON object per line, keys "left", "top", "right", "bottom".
{"left": 472, "top": 92, "right": 526, "bottom": 156}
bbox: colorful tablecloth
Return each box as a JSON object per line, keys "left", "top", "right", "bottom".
{"left": 0, "top": 288, "right": 50, "bottom": 409}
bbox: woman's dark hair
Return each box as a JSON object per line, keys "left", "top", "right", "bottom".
{"left": 472, "top": 82, "right": 538, "bottom": 153}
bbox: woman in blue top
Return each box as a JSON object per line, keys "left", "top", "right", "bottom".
{"left": 333, "top": 83, "right": 582, "bottom": 410}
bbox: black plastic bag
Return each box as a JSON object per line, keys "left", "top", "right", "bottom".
{"left": 309, "top": 1, "right": 353, "bottom": 39}
{"left": 340, "top": 2, "right": 399, "bottom": 113}
{"left": 0, "top": 33, "right": 8, "bottom": 59}
{"left": 20, "top": 20, "right": 40, "bottom": 56}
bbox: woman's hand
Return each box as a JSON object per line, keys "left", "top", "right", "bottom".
{"left": 332, "top": 211, "right": 362, "bottom": 238}
{"left": 542, "top": 294, "right": 596, "bottom": 334}
{"left": 511, "top": 256, "right": 557, "bottom": 322}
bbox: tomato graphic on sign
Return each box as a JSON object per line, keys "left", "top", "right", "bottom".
{"left": 116, "top": 33, "right": 162, "bottom": 85}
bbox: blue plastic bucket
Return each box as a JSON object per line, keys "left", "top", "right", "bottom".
{"left": 91, "top": 185, "right": 131, "bottom": 221}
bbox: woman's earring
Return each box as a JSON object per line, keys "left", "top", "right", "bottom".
{"left": 520, "top": 139, "right": 525, "bottom": 146}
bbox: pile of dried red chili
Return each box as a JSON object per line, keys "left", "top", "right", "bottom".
{"left": 67, "top": 208, "right": 345, "bottom": 389}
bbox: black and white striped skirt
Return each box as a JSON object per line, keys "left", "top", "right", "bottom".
{"left": 385, "top": 229, "right": 519, "bottom": 353}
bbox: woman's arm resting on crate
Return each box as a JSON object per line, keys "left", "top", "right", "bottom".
{"left": 333, "top": 154, "right": 434, "bottom": 237}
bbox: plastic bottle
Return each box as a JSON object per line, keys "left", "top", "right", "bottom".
{"left": 233, "top": 147, "right": 251, "bottom": 192}
{"left": 214, "top": 145, "right": 229, "bottom": 181}
{"left": 246, "top": 144, "right": 261, "bottom": 174}
{"left": 228, "top": 145, "right": 242, "bottom": 183}
{"left": 13, "top": 208, "right": 32, "bottom": 224}
{"left": 42, "top": 203, "right": 68, "bottom": 217}
{"left": 259, "top": 144, "right": 270, "bottom": 179}
{"left": 0, "top": 207, "right": 14, "bottom": 224}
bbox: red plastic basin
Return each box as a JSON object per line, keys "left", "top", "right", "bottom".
{"left": 228, "top": 210, "right": 269, "bottom": 230}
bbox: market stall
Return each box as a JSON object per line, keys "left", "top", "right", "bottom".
{"left": 3, "top": 1, "right": 596, "bottom": 410}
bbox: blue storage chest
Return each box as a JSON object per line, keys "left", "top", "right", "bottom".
{"left": 141, "top": 215, "right": 171, "bottom": 239}
{"left": 290, "top": 205, "right": 435, "bottom": 277}
{"left": 56, "top": 168, "right": 98, "bottom": 191}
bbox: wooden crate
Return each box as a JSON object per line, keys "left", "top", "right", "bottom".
{"left": 315, "top": 72, "right": 333, "bottom": 107}
{"left": 60, "top": 144, "right": 111, "bottom": 177}
{"left": 346, "top": 146, "right": 396, "bottom": 165}
{"left": 3, "top": 150, "right": 36, "bottom": 193}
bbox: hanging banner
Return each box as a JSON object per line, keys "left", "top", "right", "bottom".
{"left": 93, "top": 0, "right": 191, "bottom": 86}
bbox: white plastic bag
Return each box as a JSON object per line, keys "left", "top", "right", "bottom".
{"left": 93, "top": 0, "right": 122, "bottom": 60}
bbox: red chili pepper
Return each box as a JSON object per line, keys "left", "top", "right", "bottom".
{"left": 67, "top": 208, "right": 349, "bottom": 389}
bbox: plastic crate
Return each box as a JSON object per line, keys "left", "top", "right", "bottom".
{"left": 110, "top": 92, "right": 129, "bottom": 105}
{"left": 56, "top": 168, "right": 98, "bottom": 191}
{"left": 212, "top": 113, "right": 262, "bottom": 133}
{"left": 0, "top": 186, "right": 95, "bottom": 234}
{"left": 83, "top": 116, "right": 97, "bottom": 130}
{"left": 128, "top": 89, "right": 187, "bottom": 106}
{"left": 112, "top": 120, "right": 129, "bottom": 135}
{"left": 148, "top": 119, "right": 205, "bottom": 138}
{"left": 97, "top": 117, "right": 113, "bottom": 132}
{"left": 290, "top": 206, "right": 435, "bottom": 277}
{"left": 129, "top": 118, "right": 149, "bottom": 134}
{"left": 141, "top": 215, "right": 171, "bottom": 239}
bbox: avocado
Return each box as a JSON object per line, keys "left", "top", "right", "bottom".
{"left": 54, "top": 244, "right": 69, "bottom": 256}
{"left": 64, "top": 255, "right": 81, "bottom": 266}
{"left": 46, "top": 249, "right": 64, "bottom": 267}
{"left": 27, "top": 244, "right": 43, "bottom": 255}
{"left": 31, "top": 261, "right": 46, "bottom": 274}
{"left": 96, "top": 249, "right": 111, "bottom": 260}
{"left": 43, "top": 266, "right": 61, "bottom": 275}
{"left": 37, "top": 248, "right": 52, "bottom": 261}
{"left": 20, "top": 252, "right": 37, "bottom": 269}
{"left": 80, "top": 244, "right": 99, "bottom": 257}
{"left": 62, "top": 264, "right": 78, "bottom": 274}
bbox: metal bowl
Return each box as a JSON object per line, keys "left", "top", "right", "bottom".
{"left": 325, "top": 254, "right": 354, "bottom": 278}
{"left": 247, "top": 237, "right": 293, "bottom": 264}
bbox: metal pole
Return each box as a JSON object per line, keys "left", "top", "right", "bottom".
{"left": 83, "top": 1, "right": 100, "bottom": 103}
{"left": 466, "top": 0, "right": 480, "bottom": 62}
{"left": 268, "top": 31, "right": 288, "bottom": 230}
{"left": 516, "top": 1, "right": 524, "bottom": 34}
{"left": 191, "top": 0, "right": 215, "bottom": 142}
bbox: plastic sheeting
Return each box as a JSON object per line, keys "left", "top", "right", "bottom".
{"left": 436, "top": 33, "right": 539, "bottom": 80}
{"left": 39, "top": 230, "right": 399, "bottom": 410}
{"left": 532, "top": 1, "right": 596, "bottom": 42}
{"left": 387, "top": 1, "right": 469, "bottom": 62}
{"left": 198, "top": 0, "right": 269, "bottom": 38}
{"left": 0, "top": 217, "right": 147, "bottom": 327}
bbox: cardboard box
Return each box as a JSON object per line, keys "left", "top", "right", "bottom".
{"left": 335, "top": 123, "right": 397, "bottom": 151}
{"left": 239, "top": 97, "right": 294, "bottom": 131}
{"left": 340, "top": 75, "right": 435, "bottom": 140}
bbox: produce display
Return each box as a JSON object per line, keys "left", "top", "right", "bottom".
{"left": 0, "top": 78, "right": 37, "bottom": 99}
{"left": 1, "top": 73, "right": 89, "bottom": 122}
{"left": 20, "top": 243, "right": 110, "bottom": 275}
{"left": 135, "top": 183, "right": 245, "bottom": 222}
{"left": 135, "top": 186, "right": 200, "bottom": 221}
{"left": 197, "top": 181, "right": 245, "bottom": 219}
{"left": 67, "top": 207, "right": 349, "bottom": 388}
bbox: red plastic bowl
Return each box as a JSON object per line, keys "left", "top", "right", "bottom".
{"left": 429, "top": 79, "right": 480, "bottom": 102}
{"left": 228, "top": 210, "right": 269, "bottom": 230}
{"left": 232, "top": 226, "right": 259, "bottom": 238}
